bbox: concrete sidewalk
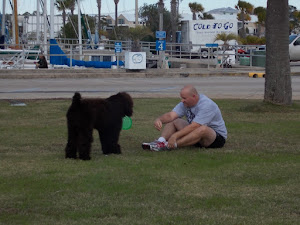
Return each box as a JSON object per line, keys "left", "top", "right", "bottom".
{"left": 1, "top": 64, "right": 299, "bottom": 79}
{"left": 1, "top": 65, "right": 299, "bottom": 100}
{"left": 0, "top": 66, "right": 284, "bottom": 79}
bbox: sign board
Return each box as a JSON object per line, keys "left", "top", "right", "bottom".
{"left": 156, "top": 31, "right": 166, "bottom": 39}
{"left": 205, "top": 43, "right": 219, "bottom": 48}
{"left": 156, "top": 40, "right": 166, "bottom": 51}
{"left": 125, "top": 52, "right": 146, "bottom": 70}
{"left": 115, "top": 42, "right": 122, "bottom": 53}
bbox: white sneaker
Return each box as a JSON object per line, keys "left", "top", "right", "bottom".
{"left": 142, "top": 140, "right": 168, "bottom": 151}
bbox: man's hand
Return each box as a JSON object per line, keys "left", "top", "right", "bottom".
{"left": 154, "top": 118, "right": 163, "bottom": 131}
{"left": 167, "top": 135, "right": 177, "bottom": 149}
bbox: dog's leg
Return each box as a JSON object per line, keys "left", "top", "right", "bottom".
{"left": 111, "top": 130, "right": 122, "bottom": 154}
{"left": 98, "top": 130, "right": 111, "bottom": 155}
{"left": 99, "top": 128, "right": 122, "bottom": 155}
{"left": 78, "top": 128, "right": 93, "bottom": 160}
{"left": 65, "top": 124, "right": 78, "bottom": 159}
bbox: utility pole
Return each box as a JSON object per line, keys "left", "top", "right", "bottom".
{"left": 158, "top": 0, "right": 164, "bottom": 31}
{"left": 158, "top": 0, "right": 165, "bottom": 69}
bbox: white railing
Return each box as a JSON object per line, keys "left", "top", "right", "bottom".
{"left": 0, "top": 40, "right": 265, "bottom": 69}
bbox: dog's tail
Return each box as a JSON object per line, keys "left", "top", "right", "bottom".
{"left": 72, "top": 92, "right": 81, "bottom": 106}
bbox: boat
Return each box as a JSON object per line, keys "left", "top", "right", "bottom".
{"left": 0, "top": 0, "right": 41, "bottom": 69}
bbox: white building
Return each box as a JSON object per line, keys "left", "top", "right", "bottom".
{"left": 207, "top": 7, "right": 260, "bottom": 36}
{"left": 22, "top": 14, "right": 63, "bottom": 38}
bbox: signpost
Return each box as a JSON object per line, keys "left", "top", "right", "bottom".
{"left": 156, "top": 31, "right": 167, "bottom": 69}
{"left": 156, "top": 40, "right": 166, "bottom": 51}
{"left": 115, "top": 42, "right": 122, "bottom": 69}
{"left": 205, "top": 43, "right": 219, "bottom": 69}
{"left": 205, "top": 43, "right": 219, "bottom": 48}
{"left": 156, "top": 31, "right": 166, "bottom": 39}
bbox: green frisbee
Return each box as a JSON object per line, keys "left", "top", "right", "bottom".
{"left": 122, "top": 116, "right": 132, "bottom": 130}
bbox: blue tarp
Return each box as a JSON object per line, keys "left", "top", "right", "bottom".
{"left": 49, "top": 39, "right": 124, "bottom": 68}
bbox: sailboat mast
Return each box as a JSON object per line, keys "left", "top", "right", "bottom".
{"left": 36, "top": 0, "right": 40, "bottom": 45}
{"left": 1, "top": 0, "right": 6, "bottom": 36}
{"left": 43, "top": 0, "right": 47, "bottom": 53}
{"left": 13, "top": 0, "right": 19, "bottom": 46}
{"left": 50, "top": 0, "right": 54, "bottom": 39}
{"left": 77, "top": 0, "right": 82, "bottom": 60}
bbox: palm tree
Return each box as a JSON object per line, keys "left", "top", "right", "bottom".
{"left": 170, "top": 0, "right": 177, "bottom": 43}
{"left": 55, "top": 0, "right": 68, "bottom": 38}
{"left": 264, "top": 0, "right": 292, "bottom": 105}
{"left": 254, "top": 6, "right": 266, "bottom": 37}
{"left": 289, "top": 6, "right": 300, "bottom": 33}
{"left": 200, "top": 12, "right": 214, "bottom": 20}
{"left": 96, "top": 0, "right": 102, "bottom": 31}
{"left": 68, "top": 0, "right": 76, "bottom": 15}
{"left": 114, "top": 0, "right": 119, "bottom": 28}
{"left": 235, "top": 0, "right": 253, "bottom": 38}
{"left": 214, "top": 32, "right": 241, "bottom": 50}
{"left": 126, "top": 26, "right": 153, "bottom": 51}
{"left": 188, "top": 2, "right": 204, "bottom": 20}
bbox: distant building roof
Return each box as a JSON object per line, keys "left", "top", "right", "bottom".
{"left": 103, "top": 13, "right": 141, "bottom": 22}
{"left": 207, "top": 7, "right": 238, "bottom": 15}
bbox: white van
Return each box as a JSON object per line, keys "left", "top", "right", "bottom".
{"left": 289, "top": 34, "right": 300, "bottom": 61}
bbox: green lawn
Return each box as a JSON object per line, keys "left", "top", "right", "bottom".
{"left": 0, "top": 98, "right": 299, "bottom": 225}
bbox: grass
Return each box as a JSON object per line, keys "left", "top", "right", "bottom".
{"left": 0, "top": 98, "right": 299, "bottom": 225}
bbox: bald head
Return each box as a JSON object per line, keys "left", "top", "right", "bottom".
{"left": 180, "top": 85, "right": 199, "bottom": 107}
{"left": 181, "top": 85, "right": 198, "bottom": 97}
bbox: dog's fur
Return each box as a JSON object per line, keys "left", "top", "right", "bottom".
{"left": 65, "top": 92, "right": 133, "bottom": 160}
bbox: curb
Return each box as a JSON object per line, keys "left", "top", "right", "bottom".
{"left": 0, "top": 68, "right": 299, "bottom": 79}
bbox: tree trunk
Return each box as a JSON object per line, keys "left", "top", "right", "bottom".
{"left": 264, "top": 0, "right": 292, "bottom": 105}
{"left": 114, "top": 1, "right": 119, "bottom": 28}
{"left": 192, "top": 12, "right": 196, "bottom": 20}
{"left": 171, "top": 0, "right": 177, "bottom": 43}
{"left": 115, "top": 4, "right": 117, "bottom": 27}
{"left": 62, "top": 10, "right": 66, "bottom": 38}
{"left": 240, "top": 12, "right": 246, "bottom": 38}
{"left": 97, "top": 0, "right": 101, "bottom": 31}
{"left": 132, "top": 40, "right": 140, "bottom": 52}
{"left": 257, "top": 23, "right": 261, "bottom": 37}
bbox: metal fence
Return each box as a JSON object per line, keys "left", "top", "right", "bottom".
{"left": 0, "top": 39, "right": 265, "bottom": 69}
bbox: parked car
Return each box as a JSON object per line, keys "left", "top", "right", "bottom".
{"left": 289, "top": 34, "right": 300, "bottom": 61}
{"left": 257, "top": 35, "right": 300, "bottom": 61}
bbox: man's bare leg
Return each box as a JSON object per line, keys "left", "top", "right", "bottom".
{"left": 161, "top": 118, "right": 189, "bottom": 140}
{"left": 176, "top": 126, "right": 217, "bottom": 147}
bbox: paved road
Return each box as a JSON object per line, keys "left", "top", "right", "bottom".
{"left": 1, "top": 76, "right": 300, "bottom": 100}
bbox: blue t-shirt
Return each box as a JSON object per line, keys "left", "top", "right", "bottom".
{"left": 172, "top": 94, "right": 227, "bottom": 139}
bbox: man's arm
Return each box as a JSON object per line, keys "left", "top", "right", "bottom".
{"left": 154, "top": 111, "right": 178, "bottom": 131}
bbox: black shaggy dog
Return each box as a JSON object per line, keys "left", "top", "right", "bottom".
{"left": 65, "top": 92, "right": 133, "bottom": 160}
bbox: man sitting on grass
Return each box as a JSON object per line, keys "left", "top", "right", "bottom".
{"left": 142, "top": 85, "right": 227, "bottom": 151}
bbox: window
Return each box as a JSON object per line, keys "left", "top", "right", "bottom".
{"left": 294, "top": 38, "right": 300, "bottom": 46}
{"left": 107, "top": 19, "right": 112, "bottom": 24}
{"left": 103, "top": 56, "right": 112, "bottom": 62}
{"left": 91, "top": 56, "right": 100, "bottom": 61}
{"left": 118, "top": 19, "right": 125, "bottom": 24}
